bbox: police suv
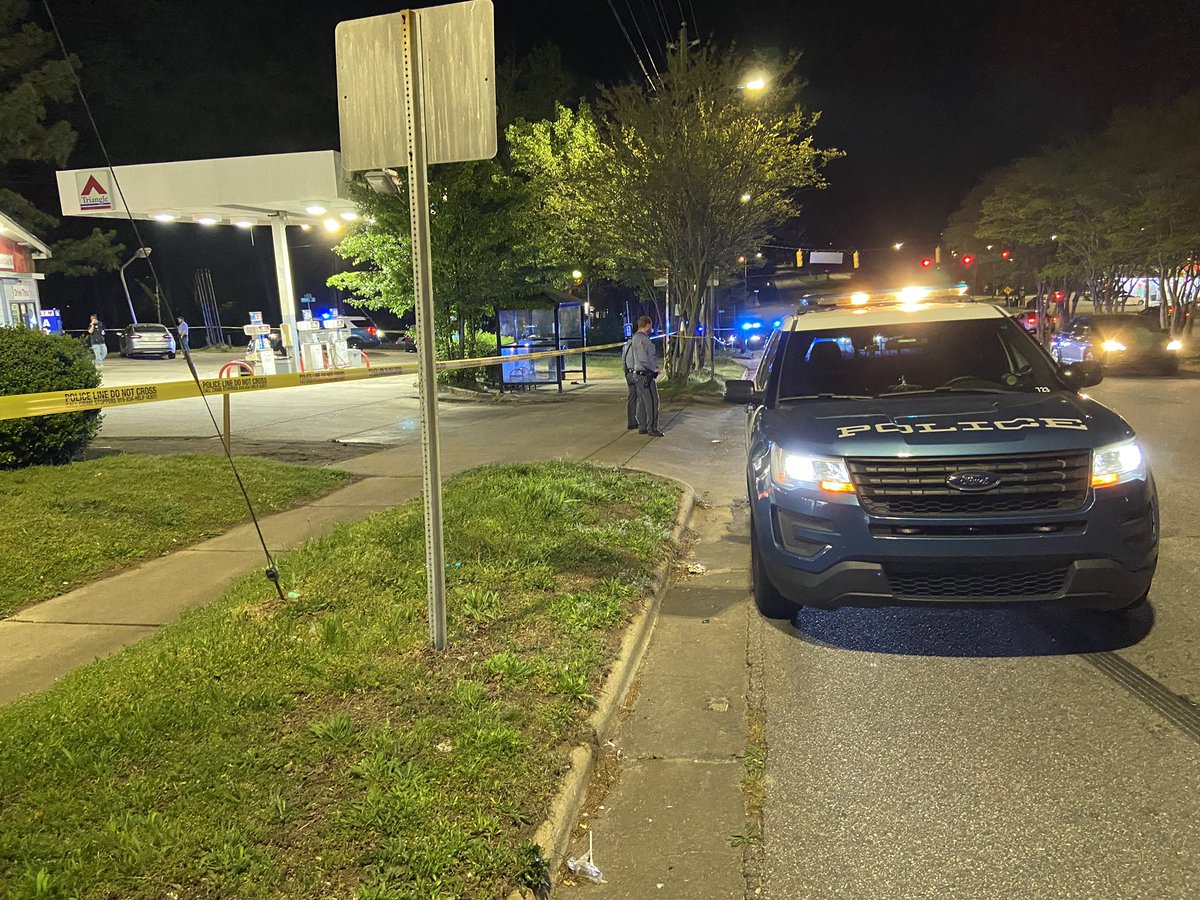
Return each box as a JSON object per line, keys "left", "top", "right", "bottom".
{"left": 727, "top": 291, "right": 1158, "bottom": 619}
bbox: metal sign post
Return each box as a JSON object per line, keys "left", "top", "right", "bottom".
{"left": 401, "top": 10, "right": 448, "bottom": 650}
{"left": 336, "top": 0, "right": 495, "bottom": 650}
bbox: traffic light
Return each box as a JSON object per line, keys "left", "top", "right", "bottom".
{"left": 1052, "top": 291, "right": 1065, "bottom": 301}
{"left": 961, "top": 254, "right": 975, "bottom": 267}
{"left": 852, "top": 250, "right": 860, "bottom": 269}
{"left": 1001, "top": 249, "right": 1011, "bottom": 260}
{"left": 920, "top": 257, "right": 933, "bottom": 269}
{"left": 795, "top": 249, "right": 804, "bottom": 268}
{"left": 934, "top": 245, "right": 942, "bottom": 264}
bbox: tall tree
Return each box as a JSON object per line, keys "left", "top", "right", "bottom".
{"left": 0, "top": 0, "right": 121, "bottom": 275}
{"left": 514, "top": 32, "right": 839, "bottom": 381}
{"left": 945, "top": 89, "right": 1200, "bottom": 335}
{"left": 508, "top": 102, "right": 616, "bottom": 286}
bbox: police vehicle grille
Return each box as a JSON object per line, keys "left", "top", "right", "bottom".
{"left": 885, "top": 564, "right": 1070, "bottom": 599}
{"left": 848, "top": 451, "right": 1091, "bottom": 516}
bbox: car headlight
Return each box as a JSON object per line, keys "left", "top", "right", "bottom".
{"left": 1092, "top": 438, "right": 1145, "bottom": 488}
{"left": 1102, "top": 339, "right": 1126, "bottom": 352}
{"left": 771, "top": 446, "right": 855, "bottom": 493}
{"left": 1167, "top": 339, "right": 1183, "bottom": 351}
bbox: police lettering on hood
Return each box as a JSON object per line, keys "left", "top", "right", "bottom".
{"left": 836, "top": 416, "right": 1089, "bottom": 439}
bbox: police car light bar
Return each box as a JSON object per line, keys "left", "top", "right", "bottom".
{"left": 817, "top": 284, "right": 971, "bottom": 308}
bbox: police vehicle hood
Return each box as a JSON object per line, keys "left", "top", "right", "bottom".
{"left": 763, "top": 391, "right": 1132, "bottom": 457}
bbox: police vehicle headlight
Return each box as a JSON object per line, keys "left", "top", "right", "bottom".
{"left": 771, "top": 446, "right": 855, "bottom": 493}
{"left": 1102, "top": 339, "right": 1126, "bottom": 353}
{"left": 1167, "top": 339, "right": 1183, "bottom": 351}
{"left": 1092, "top": 439, "right": 1145, "bottom": 488}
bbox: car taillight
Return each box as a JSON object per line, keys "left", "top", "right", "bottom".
{"left": 1028, "top": 316, "right": 1038, "bottom": 326}
{"left": 368, "top": 327, "right": 377, "bottom": 335}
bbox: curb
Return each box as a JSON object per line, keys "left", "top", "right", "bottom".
{"left": 508, "top": 484, "right": 697, "bottom": 899}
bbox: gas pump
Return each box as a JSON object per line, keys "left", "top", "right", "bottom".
{"left": 243, "top": 312, "right": 276, "bottom": 375}
{"left": 296, "top": 319, "right": 327, "bottom": 371}
{"left": 323, "top": 316, "right": 361, "bottom": 368}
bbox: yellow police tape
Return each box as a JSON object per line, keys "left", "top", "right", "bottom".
{"left": 0, "top": 338, "right": 646, "bottom": 422}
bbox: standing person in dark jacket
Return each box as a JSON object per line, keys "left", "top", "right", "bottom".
{"left": 625, "top": 315, "right": 663, "bottom": 436}
{"left": 86, "top": 314, "right": 107, "bottom": 368}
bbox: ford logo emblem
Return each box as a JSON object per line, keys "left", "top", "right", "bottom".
{"left": 946, "top": 470, "right": 1001, "bottom": 492}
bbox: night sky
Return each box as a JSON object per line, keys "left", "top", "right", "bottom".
{"left": 37, "top": 0, "right": 1200, "bottom": 326}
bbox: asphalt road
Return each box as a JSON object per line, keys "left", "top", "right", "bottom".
{"left": 760, "top": 372, "right": 1200, "bottom": 899}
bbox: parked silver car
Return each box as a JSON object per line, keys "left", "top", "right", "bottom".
{"left": 118, "top": 323, "right": 176, "bottom": 358}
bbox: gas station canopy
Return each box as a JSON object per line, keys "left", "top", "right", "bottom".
{"left": 56, "top": 150, "right": 358, "bottom": 228}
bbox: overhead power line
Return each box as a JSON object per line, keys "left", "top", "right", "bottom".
{"left": 624, "top": 0, "right": 662, "bottom": 83}
{"left": 606, "top": 0, "right": 657, "bottom": 90}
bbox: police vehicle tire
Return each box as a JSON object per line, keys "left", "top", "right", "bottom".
{"left": 750, "top": 516, "right": 798, "bottom": 619}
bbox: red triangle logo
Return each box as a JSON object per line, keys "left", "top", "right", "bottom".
{"left": 81, "top": 175, "right": 107, "bottom": 196}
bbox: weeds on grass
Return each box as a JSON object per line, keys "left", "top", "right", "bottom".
{"left": 309, "top": 711, "right": 358, "bottom": 746}
{"left": 485, "top": 650, "right": 537, "bottom": 681}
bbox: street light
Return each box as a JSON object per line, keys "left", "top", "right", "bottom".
{"left": 740, "top": 193, "right": 751, "bottom": 203}
{"left": 119, "top": 247, "right": 152, "bottom": 324}
{"left": 893, "top": 242, "right": 904, "bottom": 250}
{"left": 740, "top": 77, "right": 767, "bottom": 92}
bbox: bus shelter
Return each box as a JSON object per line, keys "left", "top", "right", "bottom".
{"left": 495, "top": 288, "right": 587, "bottom": 393}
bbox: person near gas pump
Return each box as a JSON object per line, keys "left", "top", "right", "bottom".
{"left": 623, "top": 315, "right": 663, "bottom": 437}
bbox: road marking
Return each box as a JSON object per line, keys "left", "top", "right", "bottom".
{"left": 1081, "top": 651, "right": 1200, "bottom": 743}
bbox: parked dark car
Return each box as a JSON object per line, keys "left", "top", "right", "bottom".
{"left": 1050, "top": 314, "right": 1183, "bottom": 375}
{"left": 728, "top": 299, "right": 1157, "bottom": 620}
{"left": 118, "top": 323, "right": 176, "bottom": 359}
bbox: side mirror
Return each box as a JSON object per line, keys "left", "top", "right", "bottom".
{"left": 725, "top": 379, "right": 763, "bottom": 404}
{"left": 1060, "top": 358, "right": 1103, "bottom": 390}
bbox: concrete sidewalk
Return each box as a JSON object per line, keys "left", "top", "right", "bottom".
{"left": 563, "top": 501, "right": 753, "bottom": 899}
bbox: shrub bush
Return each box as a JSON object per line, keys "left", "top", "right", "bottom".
{"left": 0, "top": 327, "right": 102, "bottom": 468}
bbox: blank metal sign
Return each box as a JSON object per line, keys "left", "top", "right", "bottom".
{"left": 335, "top": 0, "right": 497, "bottom": 172}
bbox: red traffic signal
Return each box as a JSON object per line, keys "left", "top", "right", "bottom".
{"left": 920, "top": 257, "right": 933, "bottom": 269}
{"left": 1000, "top": 249, "right": 1011, "bottom": 260}
{"left": 961, "top": 254, "right": 975, "bottom": 267}
{"left": 1052, "top": 291, "right": 1065, "bottom": 301}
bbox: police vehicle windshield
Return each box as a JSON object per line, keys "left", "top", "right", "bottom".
{"left": 774, "top": 318, "right": 1061, "bottom": 401}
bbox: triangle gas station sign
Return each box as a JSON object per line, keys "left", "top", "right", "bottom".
{"left": 77, "top": 172, "right": 112, "bottom": 210}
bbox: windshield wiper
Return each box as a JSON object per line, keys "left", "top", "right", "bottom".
{"left": 878, "top": 386, "right": 1010, "bottom": 396}
{"left": 777, "top": 393, "right": 874, "bottom": 402}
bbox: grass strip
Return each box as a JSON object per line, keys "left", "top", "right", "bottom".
{"left": 0, "top": 454, "right": 351, "bottom": 618}
{"left": 0, "top": 462, "right": 681, "bottom": 899}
